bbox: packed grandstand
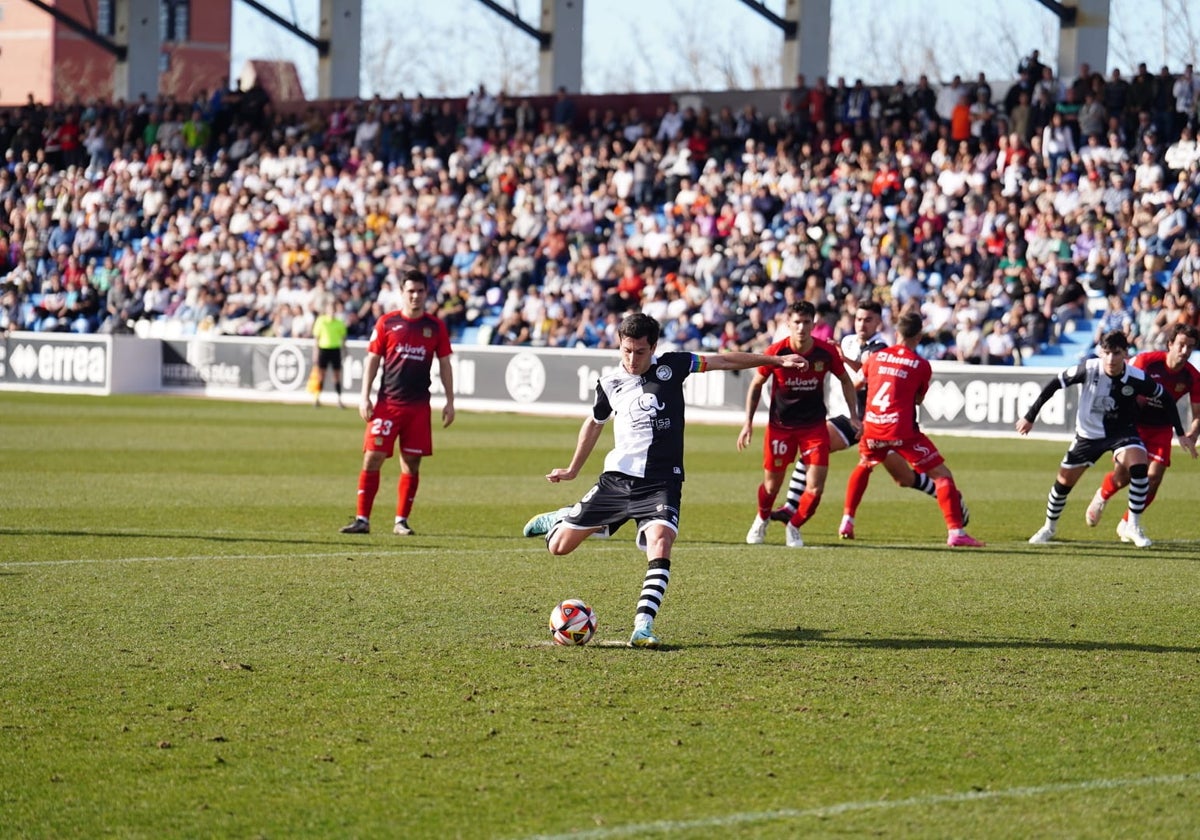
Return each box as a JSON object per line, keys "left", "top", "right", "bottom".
{"left": 2, "top": 55, "right": 1199, "bottom": 367}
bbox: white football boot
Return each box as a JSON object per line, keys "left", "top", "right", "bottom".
{"left": 1084, "top": 489, "right": 1107, "bottom": 527}
{"left": 745, "top": 515, "right": 768, "bottom": 545}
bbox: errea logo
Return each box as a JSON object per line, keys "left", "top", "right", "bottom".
{"left": 923, "top": 378, "right": 1063, "bottom": 425}
{"left": 9, "top": 343, "right": 106, "bottom": 383}
{"left": 922, "top": 381, "right": 966, "bottom": 421}
{"left": 10, "top": 344, "right": 37, "bottom": 379}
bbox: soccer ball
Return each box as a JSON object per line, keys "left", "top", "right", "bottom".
{"left": 549, "top": 599, "right": 597, "bottom": 646}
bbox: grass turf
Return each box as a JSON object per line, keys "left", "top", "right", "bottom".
{"left": 1, "top": 392, "right": 1198, "bottom": 838}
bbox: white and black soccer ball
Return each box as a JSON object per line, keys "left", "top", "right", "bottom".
{"left": 549, "top": 599, "right": 597, "bottom": 646}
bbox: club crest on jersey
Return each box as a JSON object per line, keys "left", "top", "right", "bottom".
{"left": 374, "top": 436, "right": 384, "bottom": 446}
{"left": 655, "top": 365, "right": 673, "bottom": 381}
{"left": 813, "top": 361, "right": 825, "bottom": 372}
{"left": 423, "top": 327, "right": 433, "bottom": 338}
{"left": 1121, "top": 385, "right": 1134, "bottom": 396}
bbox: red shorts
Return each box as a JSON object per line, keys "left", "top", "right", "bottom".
{"left": 763, "top": 421, "right": 831, "bottom": 472}
{"left": 363, "top": 401, "right": 433, "bottom": 458}
{"left": 858, "top": 433, "right": 945, "bottom": 472}
{"left": 1137, "top": 424, "right": 1173, "bottom": 466}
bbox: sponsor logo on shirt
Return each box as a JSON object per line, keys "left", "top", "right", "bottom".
{"left": 394, "top": 343, "right": 429, "bottom": 361}
{"left": 637, "top": 393, "right": 666, "bottom": 415}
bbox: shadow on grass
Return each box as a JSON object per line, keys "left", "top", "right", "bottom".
{"left": 688, "top": 538, "right": 1199, "bottom": 557}
{"left": 0, "top": 526, "right": 344, "bottom": 548}
{"left": 741, "top": 626, "right": 1200, "bottom": 655}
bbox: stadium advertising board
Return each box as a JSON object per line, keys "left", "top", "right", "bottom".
{"left": 0, "top": 333, "right": 110, "bottom": 393}
{"left": 157, "top": 339, "right": 736, "bottom": 413}
{"left": 3, "top": 335, "right": 1074, "bottom": 437}
{"left": 157, "top": 339, "right": 1073, "bottom": 435}
{"left": 162, "top": 338, "right": 369, "bottom": 394}
{"left": 922, "top": 363, "right": 1074, "bottom": 435}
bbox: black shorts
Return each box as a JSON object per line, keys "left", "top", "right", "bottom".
{"left": 1061, "top": 433, "right": 1144, "bottom": 468}
{"left": 316, "top": 347, "right": 343, "bottom": 371}
{"left": 562, "top": 472, "right": 681, "bottom": 546}
{"left": 829, "top": 415, "right": 860, "bottom": 447}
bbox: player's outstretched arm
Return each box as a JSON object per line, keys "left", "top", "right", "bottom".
{"left": 1018, "top": 375, "right": 1065, "bottom": 433}
{"left": 547, "top": 417, "right": 604, "bottom": 483}
{"left": 703, "top": 352, "right": 807, "bottom": 372}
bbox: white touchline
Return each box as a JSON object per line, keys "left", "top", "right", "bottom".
{"left": 519, "top": 772, "right": 1200, "bottom": 840}
{"left": 0, "top": 546, "right": 555, "bottom": 568}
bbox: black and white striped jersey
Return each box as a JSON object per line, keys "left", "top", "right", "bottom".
{"left": 1025, "top": 357, "right": 1168, "bottom": 439}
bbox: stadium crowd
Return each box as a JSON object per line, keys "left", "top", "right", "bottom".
{"left": 3, "top": 51, "right": 1200, "bottom": 364}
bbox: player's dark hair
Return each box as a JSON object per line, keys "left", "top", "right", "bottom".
{"left": 1169, "top": 323, "right": 1199, "bottom": 345}
{"left": 895, "top": 311, "right": 923, "bottom": 339}
{"left": 857, "top": 300, "right": 884, "bottom": 317}
{"left": 399, "top": 266, "right": 428, "bottom": 288}
{"left": 1098, "top": 330, "right": 1130, "bottom": 352}
{"left": 787, "top": 300, "right": 817, "bottom": 318}
{"left": 619, "top": 312, "right": 661, "bottom": 345}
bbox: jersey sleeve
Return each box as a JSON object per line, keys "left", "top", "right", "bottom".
{"left": 366, "top": 320, "right": 385, "bottom": 356}
{"left": 1133, "top": 371, "right": 1165, "bottom": 401}
{"left": 660, "top": 352, "right": 696, "bottom": 380}
{"left": 914, "top": 357, "right": 932, "bottom": 403}
{"left": 1023, "top": 369, "right": 1071, "bottom": 422}
{"left": 591, "top": 379, "right": 613, "bottom": 424}
{"left": 435, "top": 317, "right": 452, "bottom": 358}
{"left": 1059, "top": 363, "right": 1088, "bottom": 388}
{"left": 860, "top": 353, "right": 876, "bottom": 385}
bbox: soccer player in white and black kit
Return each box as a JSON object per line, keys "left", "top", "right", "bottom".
{"left": 1017, "top": 330, "right": 1193, "bottom": 548}
{"left": 522, "top": 313, "right": 807, "bottom": 648}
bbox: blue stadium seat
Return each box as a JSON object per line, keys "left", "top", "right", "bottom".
{"left": 457, "top": 326, "right": 482, "bottom": 345}
{"left": 1023, "top": 318, "right": 1096, "bottom": 367}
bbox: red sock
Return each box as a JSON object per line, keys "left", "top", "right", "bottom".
{"left": 791, "top": 490, "right": 821, "bottom": 527}
{"left": 356, "top": 470, "right": 381, "bottom": 519}
{"left": 844, "top": 464, "right": 871, "bottom": 517}
{"left": 757, "top": 484, "right": 778, "bottom": 519}
{"left": 397, "top": 473, "right": 419, "bottom": 519}
{"left": 934, "top": 476, "right": 964, "bottom": 529}
{"left": 1100, "top": 471, "right": 1120, "bottom": 501}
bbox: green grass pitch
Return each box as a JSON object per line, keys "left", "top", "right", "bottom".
{"left": 1, "top": 392, "right": 1198, "bottom": 838}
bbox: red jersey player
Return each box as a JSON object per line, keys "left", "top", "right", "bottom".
{"left": 1085, "top": 323, "right": 1200, "bottom": 537}
{"left": 846, "top": 310, "right": 983, "bottom": 547}
{"left": 340, "top": 267, "right": 455, "bottom": 536}
{"left": 739, "top": 300, "right": 859, "bottom": 547}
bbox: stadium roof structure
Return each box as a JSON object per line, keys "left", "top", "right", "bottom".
{"left": 14, "top": 0, "right": 1112, "bottom": 102}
